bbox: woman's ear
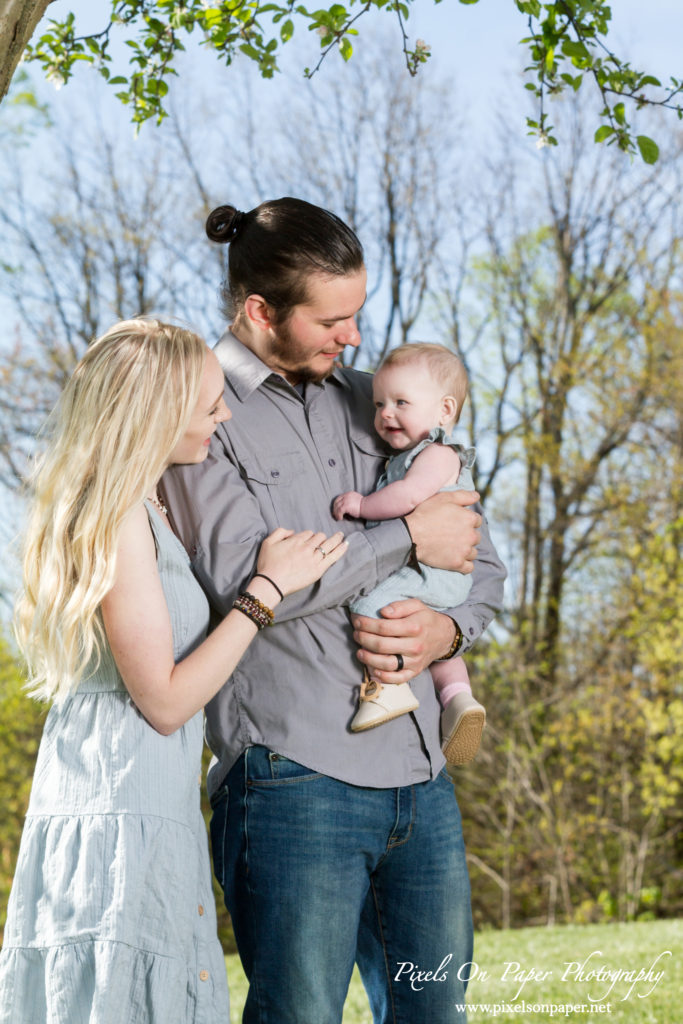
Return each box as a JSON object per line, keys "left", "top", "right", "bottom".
{"left": 440, "top": 395, "right": 458, "bottom": 426}
{"left": 244, "top": 294, "right": 275, "bottom": 332}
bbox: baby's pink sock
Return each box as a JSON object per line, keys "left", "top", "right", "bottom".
{"left": 430, "top": 656, "right": 472, "bottom": 709}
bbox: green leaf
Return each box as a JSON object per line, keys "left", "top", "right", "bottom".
{"left": 562, "top": 40, "right": 590, "bottom": 62}
{"left": 239, "top": 44, "right": 261, "bottom": 60}
{"left": 636, "top": 135, "right": 659, "bottom": 164}
{"left": 156, "top": 79, "right": 169, "bottom": 97}
{"left": 560, "top": 72, "right": 583, "bottom": 92}
{"left": 517, "top": 0, "right": 541, "bottom": 14}
{"left": 339, "top": 37, "right": 352, "bottom": 61}
{"left": 594, "top": 124, "right": 614, "bottom": 143}
{"left": 202, "top": 10, "right": 224, "bottom": 28}
{"left": 280, "top": 18, "right": 294, "bottom": 42}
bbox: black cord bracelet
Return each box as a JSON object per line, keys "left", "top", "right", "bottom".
{"left": 251, "top": 573, "right": 284, "bottom": 601}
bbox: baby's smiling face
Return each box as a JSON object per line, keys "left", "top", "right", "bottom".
{"left": 372, "top": 362, "right": 457, "bottom": 451}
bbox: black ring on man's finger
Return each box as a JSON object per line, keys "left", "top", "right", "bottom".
{"left": 395, "top": 654, "right": 404, "bottom": 672}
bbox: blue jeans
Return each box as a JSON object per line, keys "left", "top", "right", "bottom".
{"left": 210, "top": 746, "right": 473, "bottom": 1024}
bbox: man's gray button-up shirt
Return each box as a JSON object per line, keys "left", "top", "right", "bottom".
{"left": 163, "top": 331, "right": 506, "bottom": 796}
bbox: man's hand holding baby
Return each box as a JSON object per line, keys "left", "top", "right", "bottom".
{"left": 353, "top": 600, "right": 456, "bottom": 684}
{"left": 405, "top": 491, "right": 481, "bottom": 574}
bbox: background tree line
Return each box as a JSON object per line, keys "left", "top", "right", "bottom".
{"left": 1, "top": 41, "right": 681, "bottom": 945}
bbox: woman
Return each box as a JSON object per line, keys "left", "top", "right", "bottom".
{"left": 0, "top": 317, "right": 346, "bottom": 1023}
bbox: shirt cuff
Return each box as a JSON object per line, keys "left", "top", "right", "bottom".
{"left": 444, "top": 605, "right": 479, "bottom": 655}
{"left": 362, "top": 517, "right": 413, "bottom": 586}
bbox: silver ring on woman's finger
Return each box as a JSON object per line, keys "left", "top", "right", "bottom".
{"left": 315, "top": 546, "right": 327, "bottom": 557}
{"left": 395, "top": 653, "right": 404, "bottom": 672}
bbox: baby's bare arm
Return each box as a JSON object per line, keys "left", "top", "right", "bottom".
{"left": 354, "top": 443, "right": 461, "bottom": 520}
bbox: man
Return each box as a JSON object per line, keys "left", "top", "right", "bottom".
{"left": 163, "top": 197, "right": 506, "bottom": 1023}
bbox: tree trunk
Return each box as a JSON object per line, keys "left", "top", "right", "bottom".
{"left": 0, "top": 0, "right": 53, "bottom": 105}
{"left": 541, "top": 523, "right": 566, "bottom": 687}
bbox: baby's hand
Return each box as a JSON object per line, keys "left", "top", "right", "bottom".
{"left": 333, "top": 491, "right": 363, "bottom": 520}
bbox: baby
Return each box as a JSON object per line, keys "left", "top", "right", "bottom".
{"left": 334, "top": 342, "right": 487, "bottom": 765}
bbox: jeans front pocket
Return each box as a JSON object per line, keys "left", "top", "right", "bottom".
{"left": 208, "top": 783, "right": 229, "bottom": 889}
{"left": 245, "top": 746, "right": 324, "bottom": 785}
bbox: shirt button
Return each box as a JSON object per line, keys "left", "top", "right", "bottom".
{"left": 271, "top": 470, "right": 280, "bottom": 478}
{"left": 199, "top": 970, "right": 209, "bottom": 982}
{"left": 198, "top": 904, "right": 205, "bottom": 916}
{"left": 328, "top": 458, "right": 336, "bottom": 467}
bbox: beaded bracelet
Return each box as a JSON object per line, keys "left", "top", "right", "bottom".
{"left": 233, "top": 591, "right": 275, "bottom": 630}
{"left": 436, "top": 618, "right": 463, "bottom": 660}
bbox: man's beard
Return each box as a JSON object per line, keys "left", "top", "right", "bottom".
{"left": 269, "top": 320, "right": 339, "bottom": 384}
{"left": 291, "top": 364, "right": 336, "bottom": 384}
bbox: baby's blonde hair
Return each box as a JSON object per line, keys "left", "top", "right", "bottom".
{"left": 15, "top": 318, "right": 207, "bottom": 703}
{"left": 378, "top": 343, "right": 468, "bottom": 423}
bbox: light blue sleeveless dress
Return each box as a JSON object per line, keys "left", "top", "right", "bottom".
{"left": 351, "top": 427, "right": 476, "bottom": 617}
{"left": 0, "top": 505, "right": 230, "bottom": 1024}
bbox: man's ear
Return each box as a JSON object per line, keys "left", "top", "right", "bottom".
{"left": 440, "top": 395, "right": 458, "bottom": 425}
{"left": 244, "top": 294, "right": 275, "bottom": 332}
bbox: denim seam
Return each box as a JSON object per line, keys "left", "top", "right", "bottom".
{"left": 217, "top": 787, "right": 229, "bottom": 890}
{"left": 385, "top": 786, "right": 415, "bottom": 852}
{"left": 368, "top": 875, "right": 399, "bottom": 1024}
{"left": 242, "top": 750, "right": 266, "bottom": 1022}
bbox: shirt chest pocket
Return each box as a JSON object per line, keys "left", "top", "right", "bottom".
{"left": 237, "top": 449, "right": 308, "bottom": 525}
{"left": 349, "top": 431, "right": 391, "bottom": 492}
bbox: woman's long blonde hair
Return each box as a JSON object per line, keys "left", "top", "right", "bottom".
{"left": 15, "top": 318, "right": 207, "bottom": 703}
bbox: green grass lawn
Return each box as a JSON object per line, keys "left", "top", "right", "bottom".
{"left": 225, "top": 918, "right": 681, "bottom": 1022}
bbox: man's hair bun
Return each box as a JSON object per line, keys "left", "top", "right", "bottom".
{"left": 206, "top": 205, "right": 245, "bottom": 243}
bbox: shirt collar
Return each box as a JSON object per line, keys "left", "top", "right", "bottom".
{"left": 213, "top": 328, "right": 353, "bottom": 402}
